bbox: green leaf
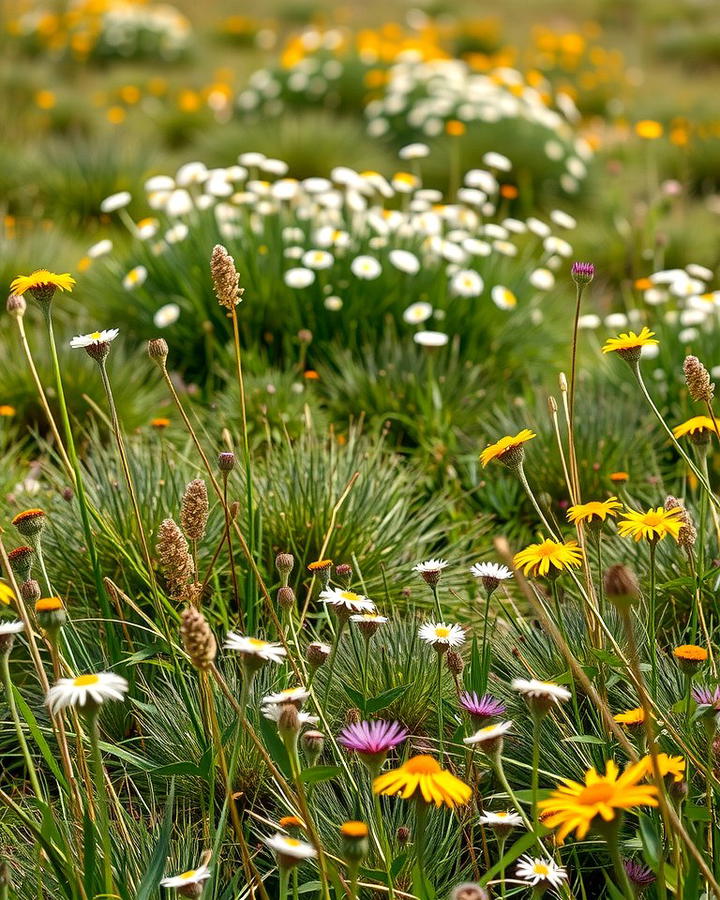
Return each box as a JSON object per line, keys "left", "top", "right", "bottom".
{"left": 13, "top": 688, "right": 67, "bottom": 788}
{"left": 147, "top": 761, "right": 205, "bottom": 777}
{"left": 562, "top": 735, "right": 606, "bottom": 745}
{"left": 684, "top": 803, "right": 711, "bottom": 822}
{"left": 412, "top": 862, "right": 436, "bottom": 900}
{"left": 299, "top": 765, "right": 342, "bottom": 785}
{"left": 136, "top": 778, "right": 176, "bottom": 900}
{"left": 638, "top": 814, "right": 660, "bottom": 869}
{"left": 258, "top": 714, "right": 291, "bottom": 777}
{"left": 479, "top": 830, "right": 540, "bottom": 885}
{"left": 366, "top": 684, "right": 409, "bottom": 714}
{"left": 344, "top": 684, "right": 366, "bottom": 710}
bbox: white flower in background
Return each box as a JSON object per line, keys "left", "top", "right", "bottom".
{"left": 303, "top": 177, "right": 332, "bottom": 194}
{"left": 413, "top": 558, "right": 448, "bottom": 575}
{"left": 483, "top": 151, "right": 512, "bottom": 171}
{"left": 137, "top": 218, "right": 159, "bottom": 239}
{"left": 479, "top": 810, "right": 524, "bottom": 828}
{"left": 284, "top": 268, "right": 315, "bottom": 289}
{"left": 641, "top": 343, "right": 660, "bottom": 359}
{"left": 465, "top": 169, "right": 498, "bottom": 193}
{"left": 175, "top": 161, "right": 207, "bottom": 185}
{"left": 419, "top": 622, "right": 466, "bottom": 648}
{"left": 604, "top": 313, "right": 628, "bottom": 329}
{"left": 493, "top": 240, "right": 517, "bottom": 257}
{"left": 644, "top": 288, "right": 668, "bottom": 306}
{"left": 491, "top": 286, "right": 517, "bottom": 310}
{"left": 529, "top": 268, "right": 555, "bottom": 291}
{"left": 516, "top": 856, "right": 568, "bottom": 889}
{"left": 100, "top": 191, "right": 131, "bottom": 213}
{"left": 451, "top": 269, "right": 484, "bottom": 297}
{"left": 264, "top": 833, "right": 318, "bottom": 863}
{"left": 670, "top": 276, "right": 705, "bottom": 298}
{"left": 403, "top": 301, "right": 433, "bottom": 324}
{"left": 543, "top": 236, "right": 572, "bottom": 257}
{"left": 686, "top": 263, "right": 713, "bottom": 281}
{"left": 238, "top": 152, "right": 265, "bottom": 168}
{"left": 389, "top": 249, "right": 420, "bottom": 275}
{"left": 550, "top": 209, "right": 577, "bottom": 230}
{"left": 463, "top": 721, "right": 513, "bottom": 745}
{"left": 0, "top": 621, "right": 24, "bottom": 635}
{"left": 512, "top": 678, "right": 571, "bottom": 704}
{"left": 153, "top": 304, "right": 180, "bottom": 328}
{"left": 462, "top": 238, "right": 491, "bottom": 257}
{"left": 470, "top": 562, "right": 512, "bottom": 581}
{"left": 261, "top": 686, "right": 310, "bottom": 707}
{"left": 145, "top": 175, "right": 175, "bottom": 192}
{"left": 46, "top": 672, "right": 128, "bottom": 715}
{"left": 160, "top": 865, "right": 211, "bottom": 890}
{"left": 122, "top": 266, "right": 147, "bottom": 290}
{"left": 165, "top": 224, "right": 188, "bottom": 244}
{"left": 262, "top": 158, "right": 289, "bottom": 176}
{"left": 678, "top": 327, "right": 699, "bottom": 343}
{"left": 87, "top": 239, "right": 113, "bottom": 258}
{"left": 350, "top": 255, "right": 382, "bottom": 280}
{"left": 70, "top": 329, "right": 119, "bottom": 349}
{"left": 399, "top": 142, "right": 430, "bottom": 159}
{"left": 578, "top": 314, "right": 600, "bottom": 329}
{"left": 319, "top": 588, "right": 375, "bottom": 614}
{"left": 262, "top": 705, "right": 319, "bottom": 726}
{"left": 324, "top": 296, "right": 343, "bottom": 310}
{"left": 166, "top": 189, "right": 194, "bottom": 216}
{"left": 526, "top": 217, "right": 551, "bottom": 237}
{"left": 224, "top": 634, "right": 286, "bottom": 664}
{"left": 302, "top": 249, "right": 334, "bottom": 270}
{"left": 414, "top": 330, "right": 448, "bottom": 347}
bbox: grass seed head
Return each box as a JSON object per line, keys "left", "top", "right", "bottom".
{"left": 683, "top": 355, "right": 714, "bottom": 403}
{"left": 180, "top": 605, "right": 217, "bottom": 671}
{"left": 181, "top": 478, "right": 209, "bottom": 543}
{"left": 211, "top": 244, "right": 244, "bottom": 309}
{"left": 156, "top": 518, "right": 194, "bottom": 596}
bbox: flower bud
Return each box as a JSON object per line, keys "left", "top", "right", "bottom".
{"left": 571, "top": 261, "right": 595, "bottom": 286}
{"left": 35, "top": 596, "right": 67, "bottom": 633}
{"left": 147, "top": 338, "right": 169, "bottom": 366}
{"left": 446, "top": 649, "right": 464, "bottom": 677}
{"left": 339, "top": 821, "right": 369, "bottom": 866}
{"left": 345, "top": 707, "right": 361, "bottom": 726}
{"left": 277, "top": 586, "right": 296, "bottom": 611}
{"left": 7, "top": 546, "right": 34, "bottom": 582}
{"left": 11, "top": 509, "right": 46, "bottom": 538}
{"left": 335, "top": 563, "right": 352, "bottom": 586}
{"left": 276, "top": 552, "right": 295, "bottom": 584}
{"left": 397, "top": 825, "right": 410, "bottom": 846}
{"left": 604, "top": 564, "right": 641, "bottom": 610}
{"left": 450, "top": 884, "right": 489, "bottom": 900}
{"left": 306, "top": 641, "right": 331, "bottom": 669}
{"left": 218, "top": 451, "right": 235, "bottom": 472}
{"left": 301, "top": 729, "right": 324, "bottom": 766}
{"left": 6, "top": 293, "right": 26, "bottom": 318}
{"left": 21, "top": 579, "right": 41, "bottom": 603}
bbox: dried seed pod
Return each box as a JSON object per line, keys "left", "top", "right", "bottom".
{"left": 211, "top": 245, "right": 244, "bottom": 309}
{"left": 180, "top": 606, "right": 217, "bottom": 670}
{"left": 181, "top": 479, "right": 209, "bottom": 543}
{"left": 156, "top": 518, "right": 194, "bottom": 596}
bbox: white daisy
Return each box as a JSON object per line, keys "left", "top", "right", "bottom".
{"left": 413, "top": 330, "right": 448, "bottom": 347}
{"left": 389, "top": 249, "right": 420, "bottom": 275}
{"left": 350, "top": 255, "right": 382, "bottom": 280}
{"left": 516, "top": 856, "right": 567, "bottom": 889}
{"left": 463, "top": 721, "right": 512, "bottom": 746}
{"left": 46, "top": 672, "right": 128, "bottom": 715}
{"left": 483, "top": 152, "right": 512, "bottom": 172}
{"left": 154, "top": 303, "right": 181, "bottom": 328}
{"left": 451, "top": 269, "right": 484, "bottom": 297}
{"left": 262, "top": 705, "right": 319, "bottom": 726}
{"left": 413, "top": 559, "right": 448, "bottom": 574}
{"left": 512, "top": 678, "right": 571, "bottom": 704}
{"left": 87, "top": 239, "right": 113, "bottom": 258}
{"left": 160, "top": 864, "right": 211, "bottom": 889}
{"left": 261, "top": 686, "right": 310, "bottom": 707}
{"left": 319, "top": 588, "right": 376, "bottom": 614}
{"left": 302, "top": 250, "right": 334, "bottom": 270}
{"left": 284, "top": 267, "right": 315, "bottom": 289}
{"left": 324, "top": 296, "right": 343, "bottom": 311}
{"left": 491, "top": 286, "right": 517, "bottom": 310}
{"left": 224, "top": 634, "right": 286, "bottom": 664}
{"left": 470, "top": 562, "right": 512, "bottom": 581}
{"left": 100, "top": 191, "right": 132, "bottom": 213}
{"left": 0, "top": 621, "right": 25, "bottom": 635}
{"left": 478, "top": 810, "right": 524, "bottom": 828}
{"left": 418, "top": 622, "right": 466, "bottom": 648}
{"left": 529, "top": 268, "right": 555, "bottom": 291}
{"left": 399, "top": 142, "right": 430, "bottom": 160}
{"left": 123, "top": 266, "right": 147, "bottom": 290}
{"left": 349, "top": 613, "right": 389, "bottom": 624}
{"left": 70, "top": 329, "right": 119, "bottom": 349}
{"left": 264, "top": 833, "right": 318, "bottom": 864}
{"left": 403, "top": 301, "right": 433, "bottom": 324}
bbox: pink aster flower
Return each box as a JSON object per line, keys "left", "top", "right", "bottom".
{"left": 458, "top": 692, "right": 506, "bottom": 726}
{"left": 338, "top": 719, "right": 408, "bottom": 772}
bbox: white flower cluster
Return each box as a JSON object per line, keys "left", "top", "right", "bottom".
{"left": 95, "top": 149, "right": 578, "bottom": 335}
{"left": 100, "top": 3, "right": 192, "bottom": 61}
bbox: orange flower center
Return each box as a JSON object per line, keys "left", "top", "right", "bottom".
{"left": 404, "top": 755, "right": 441, "bottom": 775}
{"left": 73, "top": 674, "right": 100, "bottom": 687}
{"left": 578, "top": 782, "right": 614, "bottom": 805}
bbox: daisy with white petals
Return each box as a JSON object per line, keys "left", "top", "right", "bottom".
{"left": 70, "top": 329, "right": 119, "bottom": 349}
{"left": 319, "top": 588, "right": 375, "bottom": 616}
{"left": 516, "top": 856, "right": 568, "bottom": 889}
{"left": 224, "top": 633, "right": 287, "bottom": 665}
{"left": 478, "top": 810, "right": 524, "bottom": 829}
{"left": 463, "top": 720, "right": 512, "bottom": 749}
{"left": 160, "top": 863, "right": 211, "bottom": 890}
{"left": 261, "top": 686, "right": 310, "bottom": 708}
{"left": 512, "top": 678, "right": 571, "bottom": 707}
{"left": 46, "top": 672, "right": 128, "bottom": 716}
{"left": 419, "top": 622, "right": 465, "bottom": 650}
{"left": 264, "top": 833, "right": 318, "bottom": 869}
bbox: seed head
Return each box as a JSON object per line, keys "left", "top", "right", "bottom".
{"left": 7, "top": 546, "right": 34, "bottom": 581}
{"left": 218, "top": 451, "right": 235, "bottom": 472}
{"left": 604, "top": 564, "right": 640, "bottom": 609}
{"left": 446, "top": 649, "right": 464, "bottom": 676}
{"left": 6, "top": 293, "right": 26, "bottom": 319}
{"left": 306, "top": 641, "right": 331, "bottom": 668}
{"left": 345, "top": 707, "right": 361, "bottom": 726}
{"left": 276, "top": 552, "right": 295, "bottom": 583}
{"left": 664, "top": 496, "right": 697, "bottom": 553}
{"left": 147, "top": 338, "right": 169, "bottom": 366}
{"left": 301, "top": 729, "right": 324, "bottom": 765}
{"left": 396, "top": 826, "right": 411, "bottom": 846}
{"left": 335, "top": 563, "right": 353, "bottom": 586}
{"left": 277, "top": 586, "right": 296, "bottom": 610}
{"left": 156, "top": 518, "right": 194, "bottom": 596}
{"left": 684, "top": 355, "right": 714, "bottom": 403}
{"left": 181, "top": 479, "right": 209, "bottom": 543}
{"left": 180, "top": 606, "right": 217, "bottom": 671}
{"left": 21, "top": 579, "right": 41, "bottom": 603}
{"left": 211, "top": 244, "right": 244, "bottom": 309}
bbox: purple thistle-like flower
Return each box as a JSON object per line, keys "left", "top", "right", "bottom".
{"left": 338, "top": 719, "right": 408, "bottom": 755}
{"left": 571, "top": 261, "right": 595, "bottom": 285}
{"left": 459, "top": 692, "right": 506, "bottom": 724}
{"left": 623, "top": 860, "right": 655, "bottom": 890}
{"left": 692, "top": 684, "right": 720, "bottom": 708}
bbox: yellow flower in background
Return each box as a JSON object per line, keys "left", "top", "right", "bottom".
{"left": 373, "top": 755, "right": 471, "bottom": 808}
{"left": 601, "top": 326, "right": 658, "bottom": 355}
{"left": 635, "top": 120, "right": 663, "bottom": 140}
{"left": 10, "top": 270, "right": 76, "bottom": 296}
{"left": 0, "top": 582, "right": 15, "bottom": 605}
{"left": 617, "top": 506, "right": 683, "bottom": 542}
{"left": 0, "top": 405, "right": 16, "bottom": 417}
{"left": 513, "top": 538, "right": 583, "bottom": 578}
{"left": 567, "top": 497, "right": 622, "bottom": 526}
{"left": 480, "top": 429, "right": 536, "bottom": 467}
{"left": 639, "top": 753, "right": 685, "bottom": 783}
{"left": 613, "top": 707, "right": 645, "bottom": 727}
{"left": 539, "top": 760, "right": 658, "bottom": 843}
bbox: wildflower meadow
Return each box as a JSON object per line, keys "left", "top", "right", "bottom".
{"left": 4, "top": 0, "right": 720, "bottom": 898}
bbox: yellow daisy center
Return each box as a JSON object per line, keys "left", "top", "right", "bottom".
{"left": 533, "top": 863, "right": 550, "bottom": 875}
{"left": 341, "top": 591, "right": 360, "bottom": 602}
{"left": 90, "top": 331, "right": 102, "bottom": 340}
{"left": 247, "top": 638, "right": 267, "bottom": 648}
{"left": 73, "top": 674, "right": 100, "bottom": 687}
{"left": 578, "top": 782, "right": 614, "bottom": 805}
{"left": 179, "top": 870, "right": 196, "bottom": 880}
{"left": 404, "top": 755, "right": 442, "bottom": 775}
{"left": 435, "top": 627, "right": 450, "bottom": 638}
{"left": 285, "top": 838, "right": 301, "bottom": 847}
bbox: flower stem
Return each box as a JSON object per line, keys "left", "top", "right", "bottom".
{"left": 531, "top": 713, "right": 541, "bottom": 828}
{"left": 437, "top": 651, "right": 445, "bottom": 762}
{"left": 0, "top": 653, "right": 43, "bottom": 799}
{"left": 649, "top": 541, "right": 658, "bottom": 696}
{"left": 87, "top": 710, "right": 114, "bottom": 896}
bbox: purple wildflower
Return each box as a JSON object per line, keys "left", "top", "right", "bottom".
{"left": 338, "top": 719, "right": 407, "bottom": 758}
{"left": 623, "top": 860, "right": 655, "bottom": 891}
{"left": 459, "top": 692, "right": 506, "bottom": 726}
{"left": 692, "top": 685, "right": 720, "bottom": 708}
{"left": 571, "top": 261, "right": 595, "bottom": 285}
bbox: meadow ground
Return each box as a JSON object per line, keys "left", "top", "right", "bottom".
{"left": 2, "top": 0, "right": 720, "bottom": 898}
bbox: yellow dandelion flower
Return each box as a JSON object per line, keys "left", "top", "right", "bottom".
{"left": 0, "top": 405, "right": 16, "bottom": 417}
{"left": 635, "top": 120, "right": 663, "bottom": 140}
{"left": 0, "top": 583, "right": 15, "bottom": 605}
{"left": 373, "top": 755, "right": 471, "bottom": 808}
{"left": 513, "top": 538, "right": 583, "bottom": 578}
{"left": 539, "top": 759, "right": 658, "bottom": 843}
{"left": 672, "top": 416, "right": 717, "bottom": 439}
{"left": 617, "top": 506, "right": 683, "bottom": 542}
{"left": 601, "top": 327, "right": 658, "bottom": 357}
{"left": 613, "top": 707, "right": 645, "bottom": 727}
{"left": 639, "top": 753, "right": 685, "bottom": 783}
{"left": 567, "top": 497, "right": 622, "bottom": 526}
{"left": 480, "top": 429, "right": 536, "bottom": 468}
{"left": 674, "top": 644, "right": 708, "bottom": 662}
{"left": 10, "top": 270, "right": 76, "bottom": 298}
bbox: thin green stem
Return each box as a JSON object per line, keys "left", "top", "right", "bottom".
{"left": 531, "top": 714, "right": 541, "bottom": 829}
{"left": 437, "top": 650, "right": 444, "bottom": 762}
{"left": 322, "top": 618, "right": 346, "bottom": 715}
{"left": 279, "top": 866, "right": 290, "bottom": 900}
{"left": 604, "top": 827, "right": 635, "bottom": 900}
{"left": 649, "top": 541, "right": 658, "bottom": 697}
{"left": 87, "top": 711, "right": 113, "bottom": 896}
{"left": 1, "top": 652, "right": 43, "bottom": 799}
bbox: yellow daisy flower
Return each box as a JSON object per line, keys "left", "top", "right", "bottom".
{"left": 613, "top": 707, "right": 645, "bottom": 727}
{"left": 674, "top": 644, "right": 708, "bottom": 663}
{"left": 617, "top": 506, "right": 683, "bottom": 542}
{"left": 601, "top": 326, "right": 658, "bottom": 358}
{"left": 538, "top": 759, "right": 658, "bottom": 843}
{"left": 480, "top": 429, "right": 536, "bottom": 468}
{"left": 567, "top": 497, "right": 622, "bottom": 526}
{"left": 373, "top": 755, "right": 471, "bottom": 808}
{"left": 639, "top": 753, "right": 685, "bottom": 783}
{"left": 0, "top": 582, "right": 15, "bottom": 605}
{"left": 513, "top": 538, "right": 583, "bottom": 578}
{"left": 672, "top": 416, "right": 717, "bottom": 440}
{"left": 10, "top": 270, "right": 76, "bottom": 298}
